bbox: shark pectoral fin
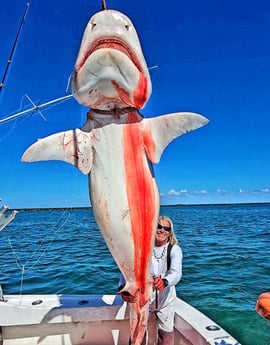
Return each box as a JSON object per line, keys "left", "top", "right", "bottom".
{"left": 21, "top": 129, "right": 93, "bottom": 175}
{"left": 142, "top": 112, "right": 209, "bottom": 163}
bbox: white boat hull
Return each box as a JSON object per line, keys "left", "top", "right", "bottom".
{"left": 0, "top": 294, "right": 240, "bottom": 345}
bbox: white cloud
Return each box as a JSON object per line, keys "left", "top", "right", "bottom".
{"left": 261, "top": 188, "right": 269, "bottom": 193}
{"left": 160, "top": 186, "right": 270, "bottom": 205}
{"left": 179, "top": 189, "right": 188, "bottom": 193}
{"left": 167, "top": 189, "right": 180, "bottom": 196}
{"left": 216, "top": 188, "right": 227, "bottom": 193}
{"left": 193, "top": 189, "right": 208, "bottom": 195}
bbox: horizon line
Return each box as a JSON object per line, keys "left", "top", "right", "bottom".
{"left": 10, "top": 201, "right": 270, "bottom": 212}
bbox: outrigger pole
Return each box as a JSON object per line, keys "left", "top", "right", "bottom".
{"left": 0, "top": 94, "right": 73, "bottom": 124}
{"left": 0, "top": 2, "right": 30, "bottom": 93}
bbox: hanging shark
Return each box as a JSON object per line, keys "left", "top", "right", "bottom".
{"left": 22, "top": 8, "right": 209, "bottom": 345}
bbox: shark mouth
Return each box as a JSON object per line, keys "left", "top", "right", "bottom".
{"left": 76, "top": 37, "right": 144, "bottom": 74}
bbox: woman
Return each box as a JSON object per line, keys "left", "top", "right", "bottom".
{"left": 150, "top": 215, "right": 182, "bottom": 345}
{"left": 121, "top": 216, "right": 183, "bottom": 345}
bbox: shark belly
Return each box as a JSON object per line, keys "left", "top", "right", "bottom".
{"left": 89, "top": 123, "right": 159, "bottom": 301}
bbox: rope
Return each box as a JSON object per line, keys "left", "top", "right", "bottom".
{"left": 90, "top": 107, "right": 138, "bottom": 116}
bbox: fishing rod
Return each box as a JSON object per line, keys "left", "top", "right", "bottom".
{"left": 0, "top": 2, "right": 30, "bottom": 93}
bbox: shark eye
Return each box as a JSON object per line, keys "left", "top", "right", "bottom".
{"left": 91, "top": 22, "right": 97, "bottom": 30}
{"left": 125, "top": 24, "right": 131, "bottom": 31}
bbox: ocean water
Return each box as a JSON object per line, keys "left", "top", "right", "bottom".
{"left": 1, "top": 204, "right": 270, "bottom": 345}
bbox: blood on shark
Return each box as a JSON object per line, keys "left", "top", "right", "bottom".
{"left": 22, "top": 9, "right": 209, "bottom": 345}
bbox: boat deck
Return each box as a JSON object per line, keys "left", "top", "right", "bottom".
{"left": 0, "top": 294, "right": 240, "bottom": 345}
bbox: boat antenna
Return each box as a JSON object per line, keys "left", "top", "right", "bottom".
{"left": 101, "top": 0, "right": 107, "bottom": 10}
{"left": 0, "top": 2, "right": 30, "bottom": 94}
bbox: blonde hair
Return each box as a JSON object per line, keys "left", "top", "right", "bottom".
{"left": 158, "top": 215, "right": 178, "bottom": 246}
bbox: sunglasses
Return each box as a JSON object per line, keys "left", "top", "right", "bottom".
{"left": 157, "top": 223, "right": 171, "bottom": 232}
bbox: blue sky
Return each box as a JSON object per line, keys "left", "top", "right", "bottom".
{"left": 0, "top": 0, "right": 270, "bottom": 208}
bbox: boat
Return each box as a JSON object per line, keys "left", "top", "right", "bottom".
{"left": 0, "top": 205, "right": 18, "bottom": 232}
{"left": 0, "top": 293, "right": 240, "bottom": 345}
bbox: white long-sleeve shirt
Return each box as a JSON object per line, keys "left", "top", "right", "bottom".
{"left": 150, "top": 242, "right": 183, "bottom": 310}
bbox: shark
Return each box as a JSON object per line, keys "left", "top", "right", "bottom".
{"left": 22, "top": 8, "right": 209, "bottom": 345}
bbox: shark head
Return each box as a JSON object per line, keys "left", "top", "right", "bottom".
{"left": 72, "top": 9, "right": 152, "bottom": 110}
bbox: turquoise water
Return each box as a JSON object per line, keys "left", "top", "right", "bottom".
{"left": 1, "top": 204, "right": 270, "bottom": 344}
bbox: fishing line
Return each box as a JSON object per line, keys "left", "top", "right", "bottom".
{"left": 0, "top": 94, "right": 73, "bottom": 143}
{"left": 0, "top": 119, "right": 18, "bottom": 142}
{"left": 31, "top": 95, "right": 73, "bottom": 114}
{"left": 7, "top": 209, "right": 72, "bottom": 294}
{"left": 149, "top": 64, "right": 160, "bottom": 87}
{"left": 26, "top": 210, "right": 72, "bottom": 270}
{"left": 65, "top": 73, "right": 73, "bottom": 95}
{"left": 0, "top": 95, "right": 38, "bottom": 141}
{"left": 2, "top": 99, "right": 85, "bottom": 283}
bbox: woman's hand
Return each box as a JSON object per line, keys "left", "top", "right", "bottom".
{"left": 153, "top": 276, "right": 168, "bottom": 291}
